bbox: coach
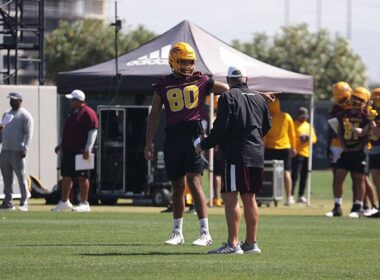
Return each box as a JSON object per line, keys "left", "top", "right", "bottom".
{"left": 196, "top": 66, "right": 272, "bottom": 254}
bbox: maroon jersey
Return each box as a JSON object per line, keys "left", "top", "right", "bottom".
{"left": 152, "top": 72, "right": 214, "bottom": 128}
{"left": 329, "top": 104, "right": 345, "bottom": 118}
{"left": 62, "top": 104, "right": 98, "bottom": 153}
{"left": 337, "top": 107, "right": 370, "bottom": 149}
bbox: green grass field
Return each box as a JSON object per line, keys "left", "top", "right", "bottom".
{"left": 0, "top": 171, "right": 379, "bottom": 280}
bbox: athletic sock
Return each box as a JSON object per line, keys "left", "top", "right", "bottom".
{"left": 173, "top": 218, "right": 183, "bottom": 234}
{"left": 354, "top": 200, "right": 363, "bottom": 207}
{"left": 334, "top": 198, "right": 342, "bottom": 205}
{"left": 199, "top": 218, "right": 209, "bottom": 234}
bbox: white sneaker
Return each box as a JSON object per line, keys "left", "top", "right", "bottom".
{"left": 72, "top": 203, "right": 91, "bottom": 212}
{"left": 348, "top": 211, "right": 362, "bottom": 218}
{"left": 18, "top": 204, "right": 29, "bottom": 212}
{"left": 164, "top": 230, "right": 184, "bottom": 245}
{"left": 192, "top": 231, "right": 212, "bottom": 246}
{"left": 348, "top": 204, "right": 363, "bottom": 218}
{"left": 51, "top": 200, "right": 73, "bottom": 212}
{"left": 284, "top": 196, "right": 295, "bottom": 206}
{"left": 240, "top": 241, "right": 262, "bottom": 254}
{"left": 297, "top": 196, "right": 307, "bottom": 204}
{"left": 363, "top": 207, "right": 378, "bottom": 217}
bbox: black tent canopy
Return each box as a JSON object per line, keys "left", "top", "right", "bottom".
{"left": 57, "top": 20, "right": 313, "bottom": 95}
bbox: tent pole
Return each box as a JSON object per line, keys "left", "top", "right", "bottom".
{"left": 306, "top": 94, "right": 315, "bottom": 206}
{"left": 111, "top": 1, "right": 122, "bottom": 103}
{"left": 208, "top": 93, "right": 215, "bottom": 207}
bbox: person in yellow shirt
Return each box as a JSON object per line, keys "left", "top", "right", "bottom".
{"left": 264, "top": 99, "right": 296, "bottom": 206}
{"left": 291, "top": 107, "right": 317, "bottom": 203}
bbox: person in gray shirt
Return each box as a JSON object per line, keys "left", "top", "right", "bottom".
{"left": 0, "top": 92, "right": 33, "bottom": 211}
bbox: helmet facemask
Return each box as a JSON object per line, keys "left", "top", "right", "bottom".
{"left": 350, "top": 95, "right": 366, "bottom": 109}
{"left": 351, "top": 87, "right": 371, "bottom": 109}
{"left": 176, "top": 59, "right": 195, "bottom": 76}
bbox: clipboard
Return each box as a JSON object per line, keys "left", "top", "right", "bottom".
{"left": 75, "top": 153, "right": 95, "bottom": 171}
{"left": 327, "top": 118, "right": 339, "bottom": 133}
{"left": 1, "top": 113, "right": 14, "bottom": 126}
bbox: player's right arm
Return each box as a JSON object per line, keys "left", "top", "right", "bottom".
{"left": 145, "top": 92, "right": 163, "bottom": 161}
{"left": 211, "top": 81, "right": 229, "bottom": 94}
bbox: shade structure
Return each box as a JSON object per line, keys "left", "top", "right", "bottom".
{"left": 57, "top": 20, "right": 313, "bottom": 95}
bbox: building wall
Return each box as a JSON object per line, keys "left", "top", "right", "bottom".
{"left": 24, "top": 0, "right": 108, "bottom": 24}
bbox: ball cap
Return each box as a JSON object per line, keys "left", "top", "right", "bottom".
{"left": 227, "top": 66, "right": 247, "bottom": 78}
{"left": 297, "top": 107, "right": 309, "bottom": 118}
{"left": 7, "top": 92, "right": 23, "bottom": 100}
{"left": 65, "top": 89, "right": 85, "bottom": 101}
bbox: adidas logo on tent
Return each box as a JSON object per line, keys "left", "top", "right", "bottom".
{"left": 126, "top": 45, "right": 171, "bottom": 66}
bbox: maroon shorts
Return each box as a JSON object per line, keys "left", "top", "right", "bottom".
{"left": 220, "top": 162, "right": 263, "bottom": 194}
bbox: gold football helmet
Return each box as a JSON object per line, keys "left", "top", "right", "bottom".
{"left": 332, "top": 82, "right": 352, "bottom": 108}
{"left": 351, "top": 87, "right": 370, "bottom": 108}
{"left": 352, "top": 87, "right": 370, "bottom": 102}
{"left": 371, "top": 88, "right": 380, "bottom": 108}
{"left": 169, "top": 42, "right": 196, "bottom": 76}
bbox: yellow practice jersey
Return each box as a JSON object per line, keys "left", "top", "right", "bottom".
{"left": 264, "top": 112, "right": 296, "bottom": 149}
{"left": 294, "top": 120, "right": 317, "bottom": 157}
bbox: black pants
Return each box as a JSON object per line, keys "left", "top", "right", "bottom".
{"left": 291, "top": 155, "right": 308, "bottom": 197}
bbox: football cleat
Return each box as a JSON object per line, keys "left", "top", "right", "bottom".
{"left": 192, "top": 231, "right": 212, "bottom": 246}
{"left": 348, "top": 204, "right": 363, "bottom": 218}
{"left": 164, "top": 230, "right": 184, "bottom": 245}
{"left": 325, "top": 203, "right": 342, "bottom": 217}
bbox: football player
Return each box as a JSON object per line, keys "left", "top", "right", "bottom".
{"left": 144, "top": 42, "right": 229, "bottom": 246}
{"left": 325, "top": 82, "right": 352, "bottom": 217}
{"left": 367, "top": 88, "right": 380, "bottom": 217}
{"left": 328, "top": 87, "right": 371, "bottom": 218}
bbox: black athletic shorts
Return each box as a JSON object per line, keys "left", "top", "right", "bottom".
{"left": 264, "top": 148, "right": 292, "bottom": 171}
{"left": 61, "top": 152, "right": 90, "bottom": 178}
{"left": 369, "top": 153, "right": 380, "bottom": 170}
{"left": 163, "top": 134, "right": 204, "bottom": 181}
{"left": 220, "top": 161, "right": 263, "bottom": 194}
{"left": 335, "top": 150, "right": 366, "bottom": 174}
{"left": 213, "top": 158, "right": 223, "bottom": 176}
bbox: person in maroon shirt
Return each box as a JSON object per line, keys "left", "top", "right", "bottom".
{"left": 145, "top": 42, "right": 229, "bottom": 246}
{"left": 52, "top": 89, "right": 98, "bottom": 213}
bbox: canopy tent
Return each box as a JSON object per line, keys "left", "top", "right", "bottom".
{"left": 57, "top": 20, "right": 315, "bottom": 206}
{"left": 57, "top": 20, "right": 313, "bottom": 95}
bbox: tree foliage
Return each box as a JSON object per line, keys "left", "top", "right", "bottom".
{"left": 232, "top": 24, "right": 367, "bottom": 100}
{"left": 45, "top": 19, "right": 156, "bottom": 82}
